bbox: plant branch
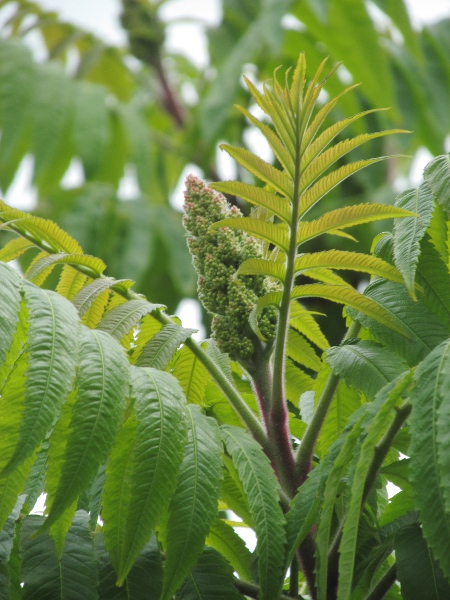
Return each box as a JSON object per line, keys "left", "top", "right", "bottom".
{"left": 364, "top": 564, "right": 397, "bottom": 600}
{"left": 234, "top": 578, "right": 305, "bottom": 600}
{"left": 289, "top": 555, "right": 299, "bottom": 597}
{"left": 295, "top": 319, "right": 361, "bottom": 484}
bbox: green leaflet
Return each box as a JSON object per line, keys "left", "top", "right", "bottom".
{"left": 205, "top": 519, "right": 252, "bottom": 582}
{"left": 211, "top": 217, "right": 289, "bottom": 253}
{"left": 176, "top": 547, "right": 244, "bottom": 600}
{"left": 205, "top": 339, "right": 234, "bottom": 386}
{"left": 409, "top": 340, "right": 450, "bottom": 579}
{"left": 97, "top": 299, "right": 163, "bottom": 342}
{"left": 392, "top": 182, "right": 435, "bottom": 299}
{"left": 20, "top": 511, "right": 98, "bottom": 599}
{"left": 2, "top": 281, "right": 79, "bottom": 477}
{"left": 221, "top": 425, "right": 286, "bottom": 600}
{"left": 337, "top": 372, "right": 413, "bottom": 600}
{"left": 96, "top": 533, "right": 163, "bottom": 600}
{"left": 424, "top": 153, "right": 450, "bottom": 216}
{"left": 285, "top": 358, "right": 315, "bottom": 404}
{"left": 73, "top": 278, "right": 131, "bottom": 317}
{"left": 211, "top": 181, "right": 290, "bottom": 223}
{"left": 326, "top": 340, "right": 409, "bottom": 400}
{"left": 162, "top": 406, "right": 223, "bottom": 600}
{"left": 43, "top": 327, "right": 129, "bottom": 531}
{"left": 293, "top": 249, "right": 404, "bottom": 283}
{"left": 135, "top": 324, "right": 196, "bottom": 371}
{"left": 56, "top": 266, "right": 88, "bottom": 301}
{"left": 297, "top": 203, "right": 413, "bottom": 245}
{"left": 290, "top": 300, "right": 329, "bottom": 350}
{"left": 104, "top": 367, "right": 187, "bottom": 583}
{"left": 395, "top": 524, "right": 450, "bottom": 600}
{"left": 130, "top": 314, "right": 163, "bottom": 364}
{"left": 0, "top": 263, "right": 22, "bottom": 379}
{"left": 287, "top": 328, "right": 322, "bottom": 372}
{"left": 172, "top": 344, "right": 209, "bottom": 406}
{"left": 291, "top": 283, "right": 408, "bottom": 335}
{"left": 0, "top": 237, "right": 35, "bottom": 262}
{"left": 238, "top": 258, "right": 286, "bottom": 281}
{"left": 415, "top": 235, "right": 450, "bottom": 329}
{"left": 25, "top": 252, "right": 107, "bottom": 286}
{"left": 347, "top": 280, "right": 448, "bottom": 366}
{"left": 219, "top": 144, "right": 293, "bottom": 198}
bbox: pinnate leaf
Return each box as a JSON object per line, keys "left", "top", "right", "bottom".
{"left": 136, "top": 324, "right": 196, "bottom": 371}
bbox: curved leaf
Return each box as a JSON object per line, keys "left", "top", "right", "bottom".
{"left": 104, "top": 367, "right": 187, "bottom": 584}
{"left": 0, "top": 237, "right": 35, "bottom": 262}
{"left": 221, "top": 425, "right": 286, "bottom": 600}
{"left": 43, "top": 327, "right": 129, "bottom": 530}
{"left": 0, "top": 263, "right": 22, "bottom": 375}
{"left": 211, "top": 180, "right": 290, "bottom": 223}
{"left": 205, "top": 519, "right": 252, "bottom": 582}
{"left": 297, "top": 204, "right": 413, "bottom": 245}
{"left": 409, "top": 340, "right": 450, "bottom": 579}
{"left": 392, "top": 182, "right": 435, "bottom": 299}
{"left": 211, "top": 217, "right": 289, "bottom": 252}
{"left": 97, "top": 299, "right": 163, "bottom": 342}
{"left": 73, "top": 278, "right": 127, "bottom": 317}
{"left": 135, "top": 324, "right": 196, "bottom": 371}
{"left": 162, "top": 406, "right": 223, "bottom": 600}
{"left": 415, "top": 235, "right": 450, "bottom": 329}
{"left": 424, "top": 153, "right": 450, "bottom": 216}
{"left": 326, "top": 340, "right": 408, "bottom": 400}
{"left": 287, "top": 329, "right": 321, "bottom": 372}
{"left": 172, "top": 344, "right": 209, "bottom": 406}
{"left": 238, "top": 258, "right": 286, "bottom": 281}
{"left": 26, "top": 252, "right": 106, "bottom": 285}
{"left": 290, "top": 300, "right": 329, "bottom": 350}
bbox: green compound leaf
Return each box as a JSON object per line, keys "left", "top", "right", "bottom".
{"left": 104, "top": 367, "right": 187, "bottom": 584}
{"left": 135, "top": 324, "right": 196, "bottom": 371}
{"left": 43, "top": 327, "right": 129, "bottom": 531}
{"left": 221, "top": 425, "right": 286, "bottom": 600}
{"left": 392, "top": 182, "right": 435, "bottom": 299}
{"left": 409, "top": 340, "right": 450, "bottom": 580}
{"left": 162, "top": 406, "right": 223, "bottom": 600}
{"left": 326, "top": 340, "right": 408, "bottom": 400}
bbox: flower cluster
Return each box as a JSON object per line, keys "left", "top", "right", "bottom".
{"left": 183, "top": 174, "right": 277, "bottom": 362}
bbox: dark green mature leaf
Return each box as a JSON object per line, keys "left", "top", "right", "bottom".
{"left": 326, "top": 340, "right": 408, "bottom": 400}
{"left": 395, "top": 524, "right": 450, "bottom": 600}
{"left": 409, "top": 340, "right": 450, "bottom": 579}
{"left": 424, "top": 153, "right": 450, "bottom": 216}
{"left": 347, "top": 280, "right": 448, "bottom": 366}
{"left": 221, "top": 425, "right": 286, "bottom": 600}
{"left": 96, "top": 533, "right": 163, "bottom": 600}
{"left": 104, "top": 367, "right": 187, "bottom": 584}
{"left": 44, "top": 328, "right": 129, "bottom": 530}
{"left": 392, "top": 182, "right": 435, "bottom": 299}
{"left": 21, "top": 511, "right": 98, "bottom": 600}
{"left": 0, "top": 263, "right": 22, "bottom": 384}
{"left": 162, "top": 406, "right": 223, "bottom": 600}
{"left": 2, "top": 281, "right": 79, "bottom": 476}
{"left": 135, "top": 324, "right": 196, "bottom": 371}
{"left": 206, "top": 519, "right": 252, "bottom": 582}
{"left": 176, "top": 547, "right": 244, "bottom": 600}
{"left": 415, "top": 236, "right": 450, "bottom": 329}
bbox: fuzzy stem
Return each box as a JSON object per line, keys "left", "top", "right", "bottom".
{"left": 289, "top": 556, "right": 299, "bottom": 597}
{"left": 364, "top": 564, "right": 397, "bottom": 600}
{"left": 233, "top": 578, "right": 305, "bottom": 600}
{"left": 247, "top": 350, "right": 273, "bottom": 434}
{"left": 295, "top": 319, "right": 361, "bottom": 484}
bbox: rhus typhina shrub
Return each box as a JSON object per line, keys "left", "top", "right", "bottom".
{"left": 0, "top": 54, "right": 450, "bottom": 600}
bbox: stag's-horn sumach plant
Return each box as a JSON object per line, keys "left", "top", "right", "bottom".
{"left": 3, "top": 52, "right": 450, "bottom": 600}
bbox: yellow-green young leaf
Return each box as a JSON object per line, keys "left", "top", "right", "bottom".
{"left": 136, "top": 324, "right": 196, "bottom": 371}
{"left": 243, "top": 76, "right": 295, "bottom": 157}
{"left": 302, "top": 267, "right": 350, "bottom": 286}
{"left": 285, "top": 358, "right": 315, "bottom": 404}
{"left": 238, "top": 258, "right": 286, "bottom": 281}
{"left": 0, "top": 236, "right": 35, "bottom": 262}
{"left": 298, "top": 59, "right": 337, "bottom": 139}
{"left": 42, "top": 328, "right": 129, "bottom": 531}
{"left": 104, "top": 367, "right": 187, "bottom": 583}
{"left": 294, "top": 250, "right": 404, "bottom": 284}
{"left": 297, "top": 204, "right": 414, "bottom": 245}
{"left": 211, "top": 180, "right": 291, "bottom": 223}
{"left": 221, "top": 425, "right": 286, "bottom": 600}
{"left": 97, "top": 299, "right": 163, "bottom": 343}
{"left": 249, "top": 292, "right": 282, "bottom": 339}
{"left": 0, "top": 263, "right": 22, "bottom": 375}
{"left": 26, "top": 252, "right": 107, "bottom": 286}
{"left": 73, "top": 278, "right": 117, "bottom": 317}
{"left": 212, "top": 217, "right": 289, "bottom": 252}
{"left": 235, "top": 105, "right": 295, "bottom": 177}
{"left": 287, "top": 329, "right": 322, "bottom": 372}
{"left": 298, "top": 158, "right": 392, "bottom": 218}
{"left": 82, "top": 289, "right": 110, "bottom": 328}
{"left": 172, "top": 344, "right": 209, "bottom": 406}
{"left": 131, "top": 314, "right": 163, "bottom": 364}
{"left": 301, "top": 130, "right": 407, "bottom": 194}
{"left": 206, "top": 519, "right": 253, "bottom": 581}
{"left": 393, "top": 182, "right": 435, "bottom": 299}
{"left": 409, "top": 340, "right": 450, "bottom": 579}
{"left": 290, "top": 300, "right": 329, "bottom": 350}
{"left": 219, "top": 144, "right": 293, "bottom": 198}
{"left": 2, "top": 282, "right": 79, "bottom": 478}
{"left": 289, "top": 51, "right": 307, "bottom": 116}
{"left": 56, "top": 265, "right": 89, "bottom": 300}
{"left": 162, "top": 406, "right": 222, "bottom": 600}
{"left": 337, "top": 372, "right": 413, "bottom": 600}
{"left": 291, "top": 283, "right": 408, "bottom": 336}
{"left": 24, "top": 250, "right": 48, "bottom": 284}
